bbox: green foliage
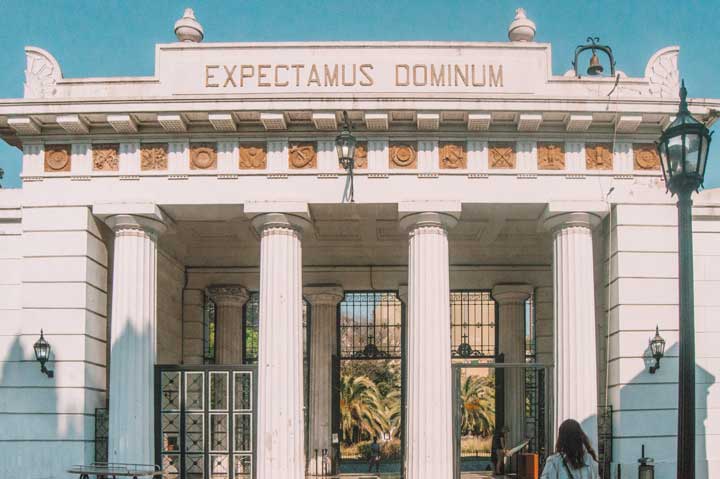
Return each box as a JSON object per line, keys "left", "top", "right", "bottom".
{"left": 358, "top": 438, "right": 402, "bottom": 461}
{"left": 339, "top": 374, "right": 389, "bottom": 444}
{"left": 460, "top": 374, "right": 495, "bottom": 437}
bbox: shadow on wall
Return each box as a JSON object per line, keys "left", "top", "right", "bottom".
{"left": 615, "top": 341, "right": 714, "bottom": 479}
{"left": 0, "top": 335, "right": 82, "bottom": 479}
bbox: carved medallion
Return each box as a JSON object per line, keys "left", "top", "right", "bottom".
{"left": 585, "top": 143, "right": 613, "bottom": 170}
{"left": 439, "top": 142, "right": 467, "bottom": 169}
{"left": 190, "top": 143, "right": 217, "bottom": 170}
{"left": 141, "top": 144, "right": 168, "bottom": 171}
{"left": 633, "top": 144, "right": 660, "bottom": 170}
{"left": 239, "top": 143, "right": 267, "bottom": 169}
{"left": 92, "top": 144, "right": 119, "bottom": 171}
{"left": 389, "top": 142, "right": 417, "bottom": 169}
{"left": 354, "top": 142, "right": 368, "bottom": 169}
{"left": 289, "top": 142, "right": 317, "bottom": 169}
{"left": 44, "top": 145, "right": 70, "bottom": 172}
{"left": 489, "top": 143, "right": 516, "bottom": 169}
{"left": 537, "top": 143, "right": 565, "bottom": 170}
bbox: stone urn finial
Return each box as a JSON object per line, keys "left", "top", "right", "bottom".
{"left": 508, "top": 7, "right": 536, "bottom": 42}
{"left": 174, "top": 8, "right": 204, "bottom": 43}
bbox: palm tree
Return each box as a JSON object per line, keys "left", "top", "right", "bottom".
{"left": 339, "top": 374, "right": 388, "bottom": 443}
{"left": 384, "top": 388, "right": 402, "bottom": 439}
{"left": 460, "top": 375, "right": 495, "bottom": 437}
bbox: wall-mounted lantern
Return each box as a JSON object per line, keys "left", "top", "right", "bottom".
{"left": 648, "top": 326, "right": 665, "bottom": 374}
{"left": 572, "top": 37, "right": 616, "bottom": 77}
{"left": 33, "top": 329, "right": 54, "bottom": 378}
{"left": 638, "top": 445, "right": 655, "bottom": 479}
{"left": 335, "top": 111, "right": 357, "bottom": 203}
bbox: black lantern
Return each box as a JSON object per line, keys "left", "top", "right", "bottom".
{"left": 335, "top": 111, "right": 357, "bottom": 202}
{"left": 657, "top": 80, "right": 713, "bottom": 193}
{"left": 648, "top": 326, "right": 665, "bottom": 374}
{"left": 33, "top": 329, "right": 54, "bottom": 378}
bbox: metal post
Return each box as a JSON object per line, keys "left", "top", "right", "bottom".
{"left": 676, "top": 188, "right": 695, "bottom": 479}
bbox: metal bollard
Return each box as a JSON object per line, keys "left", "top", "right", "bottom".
{"left": 314, "top": 448, "right": 319, "bottom": 476}
{"left": 638, "top": 445, "right": 654, "bottom": 479}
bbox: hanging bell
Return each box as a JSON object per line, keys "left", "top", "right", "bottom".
{"left": 587, "top": 51, "right": 604, "bottom": 75}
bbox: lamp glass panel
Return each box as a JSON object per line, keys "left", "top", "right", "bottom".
{"left": 667, "top": 135, "right": 684, "bottom": 175}
{"left": 684, "top": 133, "right": 701, "bottom": 173}
{"left": 699, "top": 135, "right": 710, "bottom": 179}
{"left": 34, "top": 341, "right": 50, "bottom": 361}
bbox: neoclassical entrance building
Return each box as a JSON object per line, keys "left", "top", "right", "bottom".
{"left": 1, "top": 8, "right": 719, "bottom": 479}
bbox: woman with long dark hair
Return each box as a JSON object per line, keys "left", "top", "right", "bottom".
{"left": 540, "top": 419, "right": 598, "bottom": 479}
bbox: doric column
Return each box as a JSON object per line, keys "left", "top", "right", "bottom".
{"left": 492, "top": 284, "right": 533, "bottom": 449}
{"left": 304, "top": 285, "right": 344, "bottom": 476}
{"left": 103, "top": 212, "right": 166, "bottom": 465}
{"left": 543, "top": 211, "right": 602, "bottom": 447}
{"left": 252, "top": 212, "right": 310, "bottom": 479}
{"left": 207, "top": 285, "right": 249, "bottom": 364}
{"left": 400, "top": 211, "right": 458, "bottom": 479}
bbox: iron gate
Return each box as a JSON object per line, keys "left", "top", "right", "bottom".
{"left": 155, "top": 365, "right": 257, "bottom": 479}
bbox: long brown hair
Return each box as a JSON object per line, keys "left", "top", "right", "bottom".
{"left": 555, "top": 419, "right": 598, "bottom": 469}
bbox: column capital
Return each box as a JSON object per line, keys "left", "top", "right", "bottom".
{"left": 492, "top": 284, "right": 533, "bottom": 304}
{"left": 303, "top": 284, "right": 344, "bottom": 306}
{"left": 540, "top": 201, "right": 608, "bottom": 233}
{"left": 93, "top": 203, "right": 170, "bottom": 237}
{"left": 250, "top": 212, "right": 312, "bottom": 236}
{"left": 399, "top": 211, "right": 459, "bottom": 232}
{"left": 207, "top": 284, "right": 250, "bottom": 307}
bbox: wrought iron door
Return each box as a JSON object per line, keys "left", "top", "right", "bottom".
{"left": 156, "top": 365, "right": 257, "bottom": 479}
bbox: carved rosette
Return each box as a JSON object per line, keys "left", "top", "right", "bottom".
{"left": 354, "top": 142, "right": 368, "bottom": 169}
{"left": 239, "top": 143, "right": 267, "bottom": 169}
{"left": 489, "top": 143, "right": 516, "bottom": 169}
{"left": 44, "top": 145, "right": 71, "bottom": 172}
{"left": 190, "top": 143, "right": 217, "bottom": 170}
{"left": 537, "top": 143, "right": 565, "bottom": 170}
{"left": 389, "top": 142, "right": 417, "bottom": 169}
{"left": 585, "top": 143, "right": 613, "bottom": 170}
{"left": 289, "top": 142, "right": 317, "bottom": 169}
{"left": 439, "top": 142, "right": 467, "bottom": 169}
{"left": 633, "top": 144, "right": 661, "bottom": 170}
{"left": 92, "top": 144, "right": 119, "bottom": 171}
{"left": 140, "top": 144, "right": 168, "bottom": 171}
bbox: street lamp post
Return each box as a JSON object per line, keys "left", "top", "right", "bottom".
{"left": 656, "top": 80, "right": 713, "bottom": 479}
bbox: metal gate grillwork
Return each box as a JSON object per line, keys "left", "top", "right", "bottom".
{"left": 598, "top": 405, "right": 613, "bottom": 479}
{"left": 94, "top": 407, "right": 108, "bottom": 463}
{"left": 339, "top": 291, "right": 403, "bottom": 359}
{"left": 156, "top": 365, "right": 257, "bottom": 479}
{"left": 450, "top": 291, "right": 496, "bottom": 358}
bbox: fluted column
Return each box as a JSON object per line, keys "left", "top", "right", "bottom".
{"left": 400, "top": 212, "right": 458, "bottom": 479}
{"left": 252, "top": 213, "right": 309, "bottom": 479}
{"left": 493, "top": 284, "right": 533, "bottom": 449}
{"left": 544, "top": 212, "right": 601, "bottom": 447}
{"left": 304, "top": 285, "right": 344, "bottom": 475}
{"left": 105, "top": 213, "right": 166, "bottom": 465}
{"left": 207, "top": 285, "right": 249, "bottom": 364}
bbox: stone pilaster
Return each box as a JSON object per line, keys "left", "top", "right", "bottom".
{"left": 543, "top": 211, "right": 602, "bottom": 447}
{"left": 104, "top": 212, "right": 166, "bottom": 465}
{"left": 493, "top": 284, "right": 533, "bottom": 449}
{"left": 304, "top": 285, "right": 344, "bottom": 476}
{"left": 207, "top": 285, "right": 249, "bottom": 364}
{"left": 400, "top": 211, "right": 458, "bottom": 479}
{"left": 252, "top": 213, "right": 310, "bottom": 479}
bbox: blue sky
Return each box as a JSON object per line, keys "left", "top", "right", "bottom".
{"left": 1, "top": 0, "right": 718, "bottom": 188}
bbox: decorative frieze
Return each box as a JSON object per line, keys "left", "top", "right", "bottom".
{"left": 633, "top": 144, "right": 661, "bottom": 170}
{"left": 439, "top": 142, "right": 467, "bottom": 169}
{"left": 389, "top": 142, "right": 417, "bottom": 169}
{"left": 354, "top": 141, "right": 368, "bottom": 168}
{"left": 190, "top": 143, "right": 217, "bottom": 170}
{"left": 289, "top": 142, "right": 317, "bottom": 169}
{"left": 537, "top": 142, "right": 565, "bottom": 170}
{"left": 140, "top": 143, "right": 168, "bottom": 171}
{"left": 239, "top": 143, "right": 267, "bottom": 169}
{"left": 489, "top": 142, "right": 516, "bottom": 169}
{"left": 585, "top": 143, "right": 613, "bottom": 170}
{"left": 92, "top": 144, "right": 119, "bottom": 171}
{"left": 44, "top": 144, "right": 71, "bottom": 172}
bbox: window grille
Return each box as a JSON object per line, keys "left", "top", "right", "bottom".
{"left": 450, "top": 291, "right": 496, "bottom": 358}
{"left": 338, "top": 291, "right": 403, "bottom": 359}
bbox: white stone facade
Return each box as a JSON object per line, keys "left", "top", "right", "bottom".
{"left": 0, "top": 31, "right": 719, "bottom": 479}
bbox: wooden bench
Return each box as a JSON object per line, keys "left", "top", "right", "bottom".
{"left": 68, "top": 462, "right": 162, "bottom": 479}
